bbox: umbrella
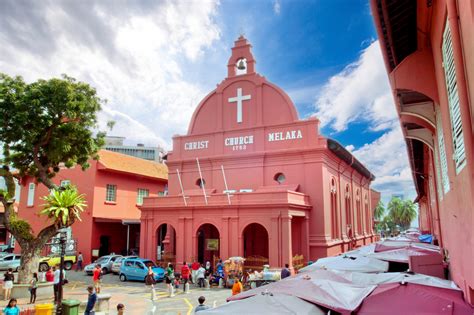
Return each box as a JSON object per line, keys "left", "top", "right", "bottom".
{"left": 228, "top": 269, "right": 376, "bottom": 314}
{"left": 201, "top": 293, "right": 326, "bottom": 315}
{"left": 367, "top": 246, "right": 435, "bottom": 263}
{"left": 299, "top": 254, "right": 389, "bottom": 273}
{"left": 356, "top": 282, "right": 474, "bottom": 315}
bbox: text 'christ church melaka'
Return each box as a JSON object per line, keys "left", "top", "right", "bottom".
{"left": 139, "top": 36, "right": 379, "bottom": 269}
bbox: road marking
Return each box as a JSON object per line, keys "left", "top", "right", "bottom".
{"left": 183, "top": 298, "right": 193, "bottom": 315}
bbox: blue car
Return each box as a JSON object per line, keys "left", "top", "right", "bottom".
{"left": 119, "top": 258, "right": 165, "bottom": 282}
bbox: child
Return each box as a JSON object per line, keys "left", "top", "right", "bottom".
{"left": 3, "top": 298, "right": 20, "bottom": 315}
{"left": 174, "top": 276, "right": 180, "bottom": 289}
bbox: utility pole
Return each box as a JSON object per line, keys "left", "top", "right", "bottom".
{"left": 55, "top": 231, "right": 67, "bottom": 315}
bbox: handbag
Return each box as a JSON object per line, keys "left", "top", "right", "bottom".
{"left": 62, "top": 279, "right": 69, "bottom": 285}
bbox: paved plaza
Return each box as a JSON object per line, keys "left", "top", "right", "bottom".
{"left": 13, "top": 271, "right": 231, "bottom": 314}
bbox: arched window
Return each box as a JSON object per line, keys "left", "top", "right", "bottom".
{"left": 196, "top": 178, "right": 206, "bottom": 189}
{"left": 345, "top": 185, "right": 352, "bottom": 236}
{"left": 330, "top": 178, "right": 339, "bottom": 239}
{"left": 274, "top": 173, "right": 286, "bottom": 184}
{"left": 364, "top": 194, "right": 370, "bottom": 233}
{"left": 356, "top": 189, "right": 362, "bottom": 235}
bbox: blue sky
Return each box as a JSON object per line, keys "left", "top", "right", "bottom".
{"left": 0, "top": 0, "right": 415, "bottom": 206}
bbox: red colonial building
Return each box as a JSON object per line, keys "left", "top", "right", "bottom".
{"left": 371, "top": 0, "right": 474, "bottom": 303}
{"left": 17, "top": 150, "right": 168, "bottom": 264}
{"left": 139, "top": 36, "right": 379, "bottom": 270}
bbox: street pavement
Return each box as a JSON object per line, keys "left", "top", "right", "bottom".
{"left": 13, "top": 271, "right": 231, "bottom": 314}
{"left": 66, "top": 271, "right": 229, "bottom": 314}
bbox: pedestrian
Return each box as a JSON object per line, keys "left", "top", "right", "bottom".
{"left": 191, "top": 260, "right": 199, "bottom": 285}
{"left": 280, "top": 263, "right": 291, "bottom": 279}
{"left": 165, "top": 263, "right": 175, "bottom": 297}
{"left": 194, "top": 296, "right": 210, "bottom": 313}
{"left": 85, "top": 285, "right": 97, "bottom": 315}
{"left": 29, "top": 272, "right": 38, "bottom": 304}
{"left": 93, "top": 264, "right": 102, "bottom": 294}
{"left": 45, "top": 267, "right": 54, "bottom": 282}
{"left": 3, "top": 268, "right": 14, "bottom": 301}
{"left": 231, "top": 277, "right": 243, "bottom": 296}
{"left": 197, "top": 264, "right": 206, "bottom": 288}
{"left": 181, "top": 261, "right": 190, "bottom": 293}
{"left": 145, "top": 266, "right": 157, "bottom": 301}
{"left": 3, "top": 298, "right": 20, "bottom": 315}
{"left": 53, "top": 265, "right": 65, "bottom": 303}
{"left": 116, "top": 303, "right": 125, "bottom": 314}
{"left": 76, "top": 252, "right": 83, "bottom": 271}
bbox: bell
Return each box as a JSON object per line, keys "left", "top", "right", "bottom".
{"left": 237, "top": 59, "right": 246, "bottom": 70}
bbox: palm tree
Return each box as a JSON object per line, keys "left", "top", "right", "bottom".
{"left": 387, "top": 197, "right": 417, "bottom": 231}
{"left": 41, "top": 187, "right": 86, "bottom": 226}
{"left": 374, "top": 201, "right": 386, "bottom": 220}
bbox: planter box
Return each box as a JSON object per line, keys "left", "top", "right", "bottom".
{"left": 9, "top": 282, "right": 54, "bottom": 299}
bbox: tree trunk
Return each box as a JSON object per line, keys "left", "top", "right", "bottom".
{"left": 17, "top": 242, "right": 42, "bottom": 284}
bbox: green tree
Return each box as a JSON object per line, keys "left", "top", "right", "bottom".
{"left": 387, "top": 197, "right": 417, "bottom": 231}
{"left": 0, "top": 73, "right": 105, "bottom": 283}
{"left": 374, "top": 201, "right": 386, "bottom": 221}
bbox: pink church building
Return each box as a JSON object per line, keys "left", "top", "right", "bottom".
{"left": 139, "top": 36, "right": 379, "bottom": 270}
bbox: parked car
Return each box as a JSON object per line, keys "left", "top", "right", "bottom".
{"left": 111, "top": 256, "right": 138, "bottom": 275}
{"left": 84, "top": 255, "right": 122, "bottom": 275}
{"left": 39, "top": 255, "right": 77, "bottom": 271}
{"left": 0, "top": 254, "right": 21, "bottom": 271}
{"left": 119, "top": 258, "right": 165, "bottom": 282}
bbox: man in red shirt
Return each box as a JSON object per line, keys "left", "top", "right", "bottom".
{"left": 181, "top": 262, "right": 190, "bottom": 293}
{"left": 93, "top": 264, "right": 102, "bottom": 293}
{"left": 191, "top": 261, "right": 200, "bottom": 285}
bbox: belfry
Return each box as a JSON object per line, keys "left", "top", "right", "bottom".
{"left": 139, "top": 36, "right": 378, "bottom": 270}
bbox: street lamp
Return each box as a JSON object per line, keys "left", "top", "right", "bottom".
{"left": 55, "top": 230, "right": 67, "bottom": 315}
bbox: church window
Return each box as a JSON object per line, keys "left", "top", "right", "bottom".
{"left": 345, "top": 185, "right": 352, "bottom": 235}
{"left": 60, "top": 180, "right": 70, "bottom": 187}
{"left": 137, "top": 188, "right": 149, "bottom": 205}
{"left": 356, "top": 189, "right": 362, "bottom": 235}
{"left": 235, "top": 58, "right": 247, "bottom": 75}
{"left": 330, "top": 177, "right": 339, "bottom": 239}
{"left": 435, "top": 106, "right": 450, "bottom": 194}
{"left": 27, "top": 183, "right": 35, "bottom": 207}
{"left": 196, "top": 178, "right": 206, "bottom": 189}
{"left": 274, "top": 173, "right": 286, "bottom": 184}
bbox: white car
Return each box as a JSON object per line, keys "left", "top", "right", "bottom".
{"left": 112, "top": 256, "right": 138, "bottom": 274}
{"left": 0, "top": 254, "right": 21, "bottom": 271}
{"left": 84, "top": 255, "right": 122, "bottom": 275}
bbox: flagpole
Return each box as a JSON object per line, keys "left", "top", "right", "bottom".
{"left": 176, "top": 169, "right": 187, "bottom": 206}
{"left": 196, "top": 158, "right": 208, "bottom": 205}
{"left": 221, "top": 165, "right": 231, "bottom": 205}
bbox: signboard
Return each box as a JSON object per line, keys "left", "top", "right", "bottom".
{"left": 206, "top": 239, "right": 219, "bottom": 251}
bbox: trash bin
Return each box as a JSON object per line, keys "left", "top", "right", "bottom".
{"left": 35, "top": 303, "right": 54, "bottom": 315}
{"left": 62, "top": 299, "right": 81, "bottom": 315}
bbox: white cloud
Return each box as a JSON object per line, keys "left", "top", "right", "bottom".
{"left": 313, "top": 40, "right": 415, "bottom": 203}
{"left": 273, "top": 0, "right": 281, "bottom": 15}
{"left": 314, "top": 40, "right": 397, "bottom": 132}
{"left": 0, "top": 0, "right": 221, "bottom": 150}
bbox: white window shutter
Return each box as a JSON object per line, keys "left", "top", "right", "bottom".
{"left": 436, "top": 107, "right": 450, "bottom": 194}
{"left": 442, "top": 21, "right": 466, "bottom": 174}
{"left": 27, "top": 183, "right": 35, "bottom": 206}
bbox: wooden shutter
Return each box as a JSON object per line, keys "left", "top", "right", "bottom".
{"left": 442, "top": 21, "right": 466, "bottom": 174}
{"left": 436, "top": 107, "right": 450, "bottom": 194}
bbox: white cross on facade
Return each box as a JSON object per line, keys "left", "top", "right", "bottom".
{"left": 228, "top": 88, "right": 251, "bottom": 123}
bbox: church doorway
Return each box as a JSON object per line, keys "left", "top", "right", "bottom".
{"left": 156, "top": 224, "right": 176, "bottom": 267}
{"left": 242, "top": 223, "right": 269, "bottom": 259}
{"left": 196, "top": 224, "right": 220, "bottom": 265}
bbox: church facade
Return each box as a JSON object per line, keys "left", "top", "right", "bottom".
{"left": 139, "top": 36, "right": 378, "bottom": 269}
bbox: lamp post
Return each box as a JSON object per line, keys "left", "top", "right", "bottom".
{"left": 55, "top": 230, "right": 67, "bottom": 315}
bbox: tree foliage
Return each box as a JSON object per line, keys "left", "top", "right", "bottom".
{"left": 0, "top": 73, "right": 105, "bottom": 282}
{"left": 374, "top": 201, "right": 385, "bottom": 220}
{"left": 387, "top": 197, "right": 417, "bottom": 231}
{"left": 41, "top": 186, "right": 86, "bottom": 225}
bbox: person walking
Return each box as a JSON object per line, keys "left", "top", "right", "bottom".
{"left": 3, "top": 298, "right": 20, "bottom": 315}
{"left": 3, "top": 268, "right": 14, "bottom": 301}
{"left": 181, "top": 262, "right": 190, "bottom": 293}
{"left": 29, "top": 272, "right": 38, "bottom": 304}
{"left": 191, "top": 260, "right": 199, "bottom": 285}
{"left": 280, "top": 264, "right": 291, "bottom": 279}
{"left": 145, "top": 266, "right": 157, "bottom": 301}
{"left": 165, "top": 263, "right": 175, "bottom": 297}
{"left": 197, "top": 264, "right": 206, "bottom": 288}
{"left": 231, "top": 277, "right": 243, "bottom": 296}
{"left": 84, "top": 285, "right": 97, "bottom": 315}
{"left": 93, "top": 264, "right": 102, "bottom": 294}
{"left": 76, "top": 252, "right": 83, "bottom": 271}
{"left": 194, "top": 296, "right": 210, "bottom": 313}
